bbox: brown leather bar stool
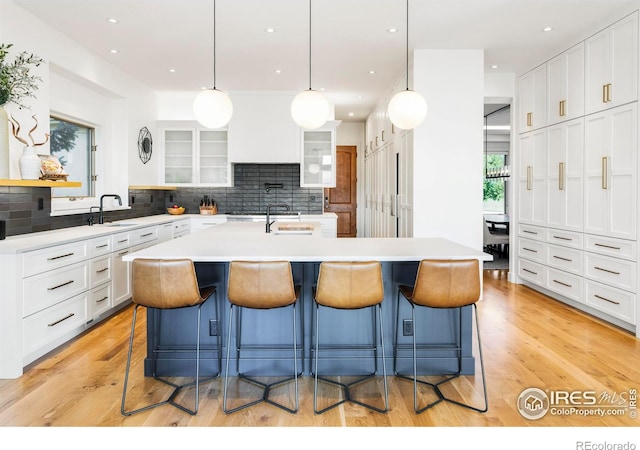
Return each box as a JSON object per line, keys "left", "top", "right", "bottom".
{"left": 223, "top": 260, "right": 301, "bottom": 414}
{"left": 394, "top": 259, "right": 487, "bottom": 414}
{"left": 121, "top": 258, "right": 218, "bottom": 416}
{"left": 312, "top": 261, "right": 389, "bottom": 414}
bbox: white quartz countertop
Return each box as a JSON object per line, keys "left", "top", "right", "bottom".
{"left": 124, "top": 221, "right": 491, "bottom": 263}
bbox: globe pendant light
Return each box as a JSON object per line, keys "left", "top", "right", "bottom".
{"left": 193, "top": 0, "right": 233, "bottom": 129}
{"left": 388, "top": 0, "right": 427, "bottom": 130}
{"left": 291, "top": 0, "right": 330, "bottom": 130}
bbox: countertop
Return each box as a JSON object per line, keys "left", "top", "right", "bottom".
{"left": 124, "top": 221, "right": 492, "bottom": 263}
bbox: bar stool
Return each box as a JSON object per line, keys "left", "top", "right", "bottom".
{"left": 121, "top": 258, "right": 218, "bottom": 416}
{"left": 223, "top": 260, "right": 301, "bottom": 414}
{"left": 312, "top": 261, "right": 388, "bottom": 414}
{"left": 394, "top": 259, "right": 487, "bottom": 414}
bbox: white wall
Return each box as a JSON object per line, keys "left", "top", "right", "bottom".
{"left": 336, "top": 121, "right": 365, "bottom": 236}
{"left": 412, "top": 49, "right": 485, "bottom": 250}
{"left": 1, "top": 1, "right": 156, "bottom": 212}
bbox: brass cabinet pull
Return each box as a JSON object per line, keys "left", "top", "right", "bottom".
{"left": 553, "top": 279, "right": 572, "bottom": 288}
{"left": 594, "top": 266, "right": 620, "bottom": 275}
{"left": 381, "top": 130, "right": 385, "bottom": 142}
{"left": 526, "top": 166, "right": 532, "bottom": 190}
{"left": 559, "top": 162, "right": 564, "bottom": 191}
{"left": 391, "top": 124, "right": 395, "bottom": 134}
{"left": 375, "top": 136, "right": 379, "bottom": 146}
{"left": 601, "top": 156, "right": 608, "bottom": 189}
{"left": 602, "top": 84, "right": 607, "bottom": 103}
{"left": 553, "top": 235, "right": 572, "bottom": 241}
{"left": 606, "top": 83, "right": 612, "bottom": 102}
{"left": 594, "top": 294, "right": 620, "bottom": 305}
{"left": 96, "top": 267, "right": 109, "bottom": 273}
{"left": 96, "top": 296, "right": 109, "bottom": 303}
{"left": 594, "top": 242, "right": 621, "bottom": 250}
{"left": 553, "top": 255, "right": 572, "bottom": 262}
{"left": 559, "top": 100, "right": 566, "bottom": 117}
{"left": 526, "top": 112, "right": 533, "bottom": 127}
{"left": 48, "top": 313, "right": 75, "bottom": 327}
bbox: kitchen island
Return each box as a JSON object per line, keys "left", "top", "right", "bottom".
{"left": 124, "top": 222, "right": 492, "bottom": 377}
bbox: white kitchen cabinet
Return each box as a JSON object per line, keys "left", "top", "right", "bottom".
{"left": 547, "top": 43, "right": 584, "bottom": 125}
{"left": 517, "top": 129, "right": 546, "bottom": 227}
{"left": 162, "top": 127, "right": 231, "bottom": 186}
{"left": 518, "top": 64, "right": 547, "bottom": 132}
{"left": 546, "top": 118, "right": 584, "bottom": 232}
{"left": 190, "top": 215, "right": 227, "bottom": 232}
{"left": 227, "top": 91, "right": 300, "bottom": 163}
{"left": 173, "top": 218, "right": 190, "bottom": 239}
{"left": 157, "top": 222, "right": 173, "bottom": 243}
{"left": 585, "top": 12, "right": 638, "bottom": 115}
{"left": 300, "top": 123, "right": 338, "bottom": 187}
{"left": 584, "top": 103, "right": 637, "bottom": 240}
{"left": 111, "top": 232, "right": 132, "bottom": 307}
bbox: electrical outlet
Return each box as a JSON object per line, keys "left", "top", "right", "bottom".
{"left": 402, "top": 319, "right": 413, "bottom": 336}
{"left": 209, "top": 319, "right": 219, "bottom": 336}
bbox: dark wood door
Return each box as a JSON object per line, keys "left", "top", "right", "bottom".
{"left": 324, "top": 145, "right": 357, "bottom": 237}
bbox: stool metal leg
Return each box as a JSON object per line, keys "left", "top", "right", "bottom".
{"left": 223, "top": 303, "right": 299, "bottom": 414}
{"left": 121, "top": 301, "right": 206, "bottom": 416}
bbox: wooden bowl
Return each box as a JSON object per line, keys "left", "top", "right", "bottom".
{"left": 167, "top": 207, "right": 185, "bottom": 215}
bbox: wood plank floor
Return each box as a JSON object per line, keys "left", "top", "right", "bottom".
{"left": 1, "top": 269, "right": 639, "bottom": 435}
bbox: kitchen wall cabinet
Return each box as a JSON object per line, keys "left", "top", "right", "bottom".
{"left": 162, "top": 127, "right": 231, "bottom": 186}
{"left": 227, "top": 91, "right": 300, "bottom": 164}
{"left": 518, "top": 64, "right": 547, "bottom": 132}
{"left": 547, "top": 43, "right": 585, "bottom": 125}
{"left": 585, "top": 13, "right": 638, "bottom": 115}
{"left": 300, "top": 122, "right": 338, "bottom": 187}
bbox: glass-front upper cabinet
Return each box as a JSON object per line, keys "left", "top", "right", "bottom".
{"left": 162, "top": 126, "right": 231, "bottom": 186}
{"left": 300, "top": 123, "right": 338, "bottom": 187}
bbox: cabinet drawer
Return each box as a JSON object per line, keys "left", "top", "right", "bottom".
{"left": 88, "top": 284, "right": 111, "bottom": 319}
{"left": 89, "top": 236, "right": 112, "bottom": 257}
{"left": 112, "top": 232, "right": 131, "bottom": 251}
{"left": 584, "top": 253, "right": 636, "bottom": 292}
{"left": 23, "top": 261, "right": 90, "bottom": 317}
{"left": 518, "top": 224, "right": 545, "bottom": 241}
{"left": 23, "top": 292, "right": 88, "bottom": 358}
{"left": 130, "top": 227, "right": 158, "bottom": 246}
{"left": 584, "top": 234, "right": 636, "bottom": 261}
{"left": 91, "top": 256, "right": 111, "bottom": 288}
{"left": 173, "top": 231, "right": 190, "bottom": 239}
{"left": 584, "top": 280, "right": 636, "bottom": 324}
{"left": 518, "top": 258, "right": 545, "bottom": 286}
{"left": 545, "top": 244, "right": 582, "bottom": 275}
{"left": 545, "top": 267, "right": 583, "bottom": 303}
{"left": 545, "top": 229, "right": 583, "bottom": 249}
{"left": 518, "top": 238, "right": 545, "bottom": 263}
{"left": 23, "top": 241, "right": 88, "bottom": 277}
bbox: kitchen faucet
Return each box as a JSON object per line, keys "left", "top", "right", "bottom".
{"left": 266, "top": 203, "right": 290, "bottom": 233}
{"left": 99, "top": 194, "right": 122, "bottom": 224}
{"left": 87, "top": 206, "right": 101, "bottom": 226}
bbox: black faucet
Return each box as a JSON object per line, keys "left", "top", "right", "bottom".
{"left": 266, "top": 203, "right": 290, "bottom": 233}
{"left": 88, "top": 206, "right": 101, "bottom": 226}
{"left": 99, "top": 194, "right": 122, "bottom": 224}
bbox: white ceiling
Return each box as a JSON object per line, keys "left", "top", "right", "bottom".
{"left": 11, "top": 0, "right": 640, "bottom": 122}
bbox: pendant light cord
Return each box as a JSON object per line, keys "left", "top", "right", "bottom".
{"left": 213, "top": 0, "right": 217, "bottom": 90}
{"left": 308, "top": 0, "right": 312, "bottom": 91}
{"left": 405, "top": 0, "right": 409, "bottom": 91}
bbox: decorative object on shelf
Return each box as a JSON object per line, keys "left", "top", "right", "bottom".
{"left": 39, "top": 154, "right": 68, "bottom": 181}
{"left": 291, "top": 0, "right": 330, "bottom": 130}
{"left": 9, "top": 114, "right": 52, "bottom": 180}
{"left": 137, "top": 126, "right": 152, "bottom": 164}
{"left": 167, "top": 205, "right": 186, "bottom": 215}
{"left": 0, "top": 43, "right": 43, "bottom": 179}
{"left": 199, "top": 195, "right": 217, "bottom": 214}
{"left": 484, "top": 105, "right": 510, "bottom": 179}
{"left": 387, "top": 0, "right": 427, "bottom": 130}
{"left": 193, "top": 0, "right": 233, "bottom": 129}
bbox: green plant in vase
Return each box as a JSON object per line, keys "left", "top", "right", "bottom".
{"left": 0, "top": 43, "right": 43, "bottom": 108}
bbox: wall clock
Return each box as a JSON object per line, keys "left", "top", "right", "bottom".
{"left": 137, "top": 127, "right": 152, "bottom": 164}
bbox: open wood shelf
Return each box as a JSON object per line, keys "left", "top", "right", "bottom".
{"left": 0, "top": 179, "right": 81, "bottom": 187}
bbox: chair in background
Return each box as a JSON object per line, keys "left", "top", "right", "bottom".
{"left": 312, "top": 261, "right": 389, "bottom": 414}
{"left": 121, "top": 258, "right": 218, "bottom": 416}
{"left": 394, "top": 259, "right": 487, "bottom": 414}
{"left": 483, "top": 220, "right": 509, "bottom": 257}
{"left": 223, "top": 260, "right": 301, "bottom": 414}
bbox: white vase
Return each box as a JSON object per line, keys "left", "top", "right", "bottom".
{"left": 19, "top": 146, "right": 41, "bottom": 180}
{"left": 0, "top": 106, "right": 9, "bottom": 179}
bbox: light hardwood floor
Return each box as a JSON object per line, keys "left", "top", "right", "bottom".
{"left": 1, "top": 269, "right": 639, "bottom": 430}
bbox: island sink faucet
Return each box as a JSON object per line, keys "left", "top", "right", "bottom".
{"left": 99, "top": 194, "right": 122, "bottom": 224}
{"left": 266, "top": 203, "right": 290, "bottom": 233}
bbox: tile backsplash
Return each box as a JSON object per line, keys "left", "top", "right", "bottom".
{"left": 0, "top": 164, "right": 324, "bottom": 237}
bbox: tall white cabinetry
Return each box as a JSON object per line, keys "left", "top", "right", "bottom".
{"left": 518, "top": 64, "right": 547, "bottom": 132}
{"left": 516, "top": 11, "right": 639, "bottom": 335}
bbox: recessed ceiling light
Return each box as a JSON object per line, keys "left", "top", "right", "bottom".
{"left": 265, "top": 27, "right": 276, "bottom": 33}
{"left": 369, "top": 70, "right": 376, "bottom": 75}
{"left": 542, "top": 26, "right": 554, "bottom": 32}
{"left": 109, "top": 49, "right": 118, "bottom": 54}
{"left": 348, "top": 112, "right": 354, "bottom": 117}
{"left": 357, "top": 95, "right": 363, "bottom": 100}
{"left": 387, "top": 28, "right": 398, "bottom": 33}
{"left": 168, "top": 68, "right": 176, "bottom": 73}
{"left": 490, "top": 64, "right": 499, "bottom": 69}
{"left": 275, "top": 69, "right": 282, "bottom": 74}
{"left": 319, "top": 87, "right": 326, "bottom": 91}
{"left": 107, "top": 18, "right": 118, "bottom": 24}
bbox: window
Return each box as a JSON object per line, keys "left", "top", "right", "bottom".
{"left": 49, "top": 116, "right": 95, "bottom": 198}
{"left": 483, "top": 154, "right": 507, "bottom": 214}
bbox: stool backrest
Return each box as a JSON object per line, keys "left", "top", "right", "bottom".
{"left": 411, "top": 259, "right": 480, "bottom": 308}
{"left": 228, "top": 261, "right": 297, "bottom": 308}
{"left": 132, "top": 258, "right": 204, "bottom": 309}
{"left": 315, "top": 261, "right": 384, "bottom": 309}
